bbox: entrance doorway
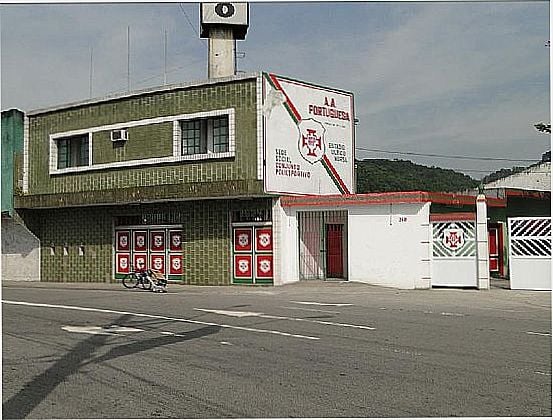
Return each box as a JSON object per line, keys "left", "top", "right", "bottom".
{"left": 298, "top": 210, "right": 348, "bottom": 280}
{"left": 326, "top": 224, "right": 344, "bottom": 278}
{"left": 488, "top": 223, "right": 504, "bottom": 277}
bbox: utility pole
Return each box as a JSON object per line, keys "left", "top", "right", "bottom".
{"left": 163, "top": 29, "right": 168, "bottom": 85}
{"left": 127, "top": 25, "right": 131, "bottom": 92}
{"left": 89, "top": 46, "right": 93, "bottom": 98}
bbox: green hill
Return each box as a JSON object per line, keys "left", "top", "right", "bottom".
{"left": 355, "top": 159, "right": 479, "bottom": 193}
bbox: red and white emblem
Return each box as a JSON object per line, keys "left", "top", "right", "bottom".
{"left": 298, "top": 119, "right": 325, "bottom": 164}
{"left": 134, "top": 232, "right": 147, "bottom": 251}
{"left": 255, "top": 228, "right": 273, "bottom": 252}
{"left": 234, "top": 228, "right": 252, "bottom": 252}
{"left": 134, "top": 253, "right": 147, "bottom": 270}
{"left": 170, "top": 231, "right": 182, "bottom": 251}
{"left": 256, "top": 255, "right": 273, "bottom": 278}
{"left": 169, "top": 255, "right": 183, "bottom": 275}
{"left": 150, "top": 254, "right": 165, "bottom": 274}
{"left": 150, "top": 231, "right": 165, "bottom": 252}
{"left": 116, "top": 253, "right": 130, "bottom": 274}
{"left": 116, "top": 231, "right": 130, "bottom": 251}
{"left": 443, "top": 225, "right": 465, "bottom": 250}
{"left": 234, "top": 255, "right": 252, "bottom": 278}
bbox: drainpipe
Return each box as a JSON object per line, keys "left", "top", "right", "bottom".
{"left": 476, "top": 194, "right": 490, "bottom": 289}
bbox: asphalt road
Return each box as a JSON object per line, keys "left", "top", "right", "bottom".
{"left": 2, "top": 281, "right": 551, "bottom": 418}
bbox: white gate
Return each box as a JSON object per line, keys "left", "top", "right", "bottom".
{"left": 508, "top": 217, "right": 551, "bottom": 290}
{"left": 431, "top": 214, "right": 477, "bottom": 287}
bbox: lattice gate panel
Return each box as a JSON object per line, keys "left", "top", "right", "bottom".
{"left": 508, "top": 217, "right": 551, "bottom": 290}
{"left": 432, "top": 221, "right": 476, "bottom": 258}
{"left": 509, "top": 217, "right": 551, "bottom": 257}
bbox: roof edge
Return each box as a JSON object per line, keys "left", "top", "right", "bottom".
{"left": 27, "top": 72, "right": 261, "bottom": 116}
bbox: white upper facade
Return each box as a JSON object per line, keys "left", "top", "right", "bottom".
{"left": 483, "top": 161, "right": 551, "bottom": 192}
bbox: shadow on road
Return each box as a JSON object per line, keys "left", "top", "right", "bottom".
{"left": 2, "top": 315, "right": 221, "bottom": 419}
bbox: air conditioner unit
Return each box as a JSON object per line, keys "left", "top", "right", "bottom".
{"left": 111, "top": 129, "right": 128, "bottom": 142}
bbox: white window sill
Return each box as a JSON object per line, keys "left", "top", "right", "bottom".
{"left": 49, "top": 151, "right": 235, "bottom": 176}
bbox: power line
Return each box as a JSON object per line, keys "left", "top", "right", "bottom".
{"left": 355, "top": 146, "right": 538, "bottom": 163}
{"left": 178, "top": 3, "right": 206, "bottom": 46}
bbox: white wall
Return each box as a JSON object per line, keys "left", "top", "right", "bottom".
{"left": 510, "top": 258, "right": 551, "bottom": 290}
{"left": 1, "top": 216, "right": 41, "bottom": 281}
{"left": 272, "top": 199, "right": 300, "bottom": 285}
{"left": 348, "top": 202, "right": 431, "bottom": 289}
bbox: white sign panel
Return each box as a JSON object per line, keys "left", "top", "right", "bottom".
{"left": 201, "top": 3, "right": 249, "bottom": 26}
{"left": 263, "top": 73, "right": 354, "bottom": 195}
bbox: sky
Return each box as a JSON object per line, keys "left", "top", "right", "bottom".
{"left": 0, "top": 1, "right": 550, "bottom": 179}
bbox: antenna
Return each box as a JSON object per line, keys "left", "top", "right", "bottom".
{"left": 89, "top": 46, "right": 93, "bottom": 98}
{"left": 127, "top": 25, "right": 131, "bottom": 92}
{"left": 164, "top": 29, "right": 168, "bottom": 85}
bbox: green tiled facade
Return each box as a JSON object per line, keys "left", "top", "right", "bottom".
{"left": 19, "top": 76, "right": 262, "bottom": 206}
{"left": 20, "top": 198, "right": 272, "bottom": 284}
{"left": 16, "top": 74, "right": 274, "bottom": 284}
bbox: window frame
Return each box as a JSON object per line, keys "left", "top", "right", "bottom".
{"left": 179, "top": 114, "right": 230, "bottom": 157}
{"left": 48, "top": 108, "right": 235, "bottom": 175}
{"left": 50, "top": 132, "right": 92, "bottom": 173}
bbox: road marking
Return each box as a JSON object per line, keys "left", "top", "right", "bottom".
{"left": 526, "top": 331, "right": 551, "bottom": 337}
{"left": 159, "top": 331, "right": 187, "bottom": 337}
{"left": 535, "top": 371, "right": 551, "bottom": 376}
{"left": 440, "top": 312, "right": 466, "bottom": 317}
{"left": 290, "top": 301, "right": 352, "bottom": 307}
{"left": 280, "top": 306, "right": 340, "bottom": 314}
{"left": 61, "top": 325, "right": 144, "bottom": 335}
{"left": 2, "top": 300, "right": 319, "bottom": 341}
{"left": 195, "top": 308, "right": 375, "bottom": 330}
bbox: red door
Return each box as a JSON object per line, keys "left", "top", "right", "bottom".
{"left": 326, "top": 224, "right": 344, "bottom": 278}
{"left": 488, "top": 226, "right": 503, "bottom": 275}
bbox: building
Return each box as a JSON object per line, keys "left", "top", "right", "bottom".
{"left": 14, "top": 71, "right": 356, "bottom": 285}
{"left": 483, "top": 162, "right": 551, "bottom": 290}
{"left": 6, "top": 2, "right": 520, "bottom": 289}
{"left": 1, "top": 108, "right": 41, "bottom": 281}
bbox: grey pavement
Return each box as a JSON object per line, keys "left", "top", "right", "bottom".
{"left": 2, "top": 280, "right": 551, "bottom": 418}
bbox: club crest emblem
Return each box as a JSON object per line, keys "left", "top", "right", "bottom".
{"left": 120, "top": 257, "right": 128, "bottom": 269}
{"left": 259, "top": 259, "right": 271, "bottom": 274}
{"left": 172, "top": 258, "right": 181, "bottom": 270}
{"left": 154, "top": 235, "right": 163, "bottom": 248}
{"left": 238, "top": 233, "right": 250, "bottom": 247}
{"left": 442, "top": 225, "right": 465, "bottom": 250}
{"left": 298, "top": 119, "right": 326, "bottom": 164}
{"left": 136, "top": 235, "right": 145, "bottom": 248}
{"left": 258, "top": 233, "right": 271, "bottom": 248}
{"left": 136, "top": 257, "right": 145, "bottom": 269}
{"left": 238, "top": 259, "right": 249, "bottom": 273}
{"left": 153, "top": 257, "right": 163, "bottom": 270}
{"left": 119, "top": 236, "right": 128, "bottom": 248}
{"left": 172, "top": 235, "right": 181, "bottom": 248}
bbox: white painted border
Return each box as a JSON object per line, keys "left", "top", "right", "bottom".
{"left": 48, "top": 108, "right": 235, "bottom": 175}
{"left": 22, "top": 115, "right": 30, "bottom": 193}
{"left": 256, "top": 73, "right": 264, "bottom": 180}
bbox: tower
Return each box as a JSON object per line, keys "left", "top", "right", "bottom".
{"left": 200, "top": 2, "right": 249, "bottom": 79}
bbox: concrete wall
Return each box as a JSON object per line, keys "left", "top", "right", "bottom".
{"left": 1, "top": 216, "right": 40, "bottom": 281}
{"left": 272, "top": 199, "right": 300, "bottom": 286}
{"left": 274, "top": 200, "right": 432, "bottom": 289}
{"left": 348, "top": 202, "right": 431, "bottom": 289}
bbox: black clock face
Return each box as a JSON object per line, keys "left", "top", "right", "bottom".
{"left": 215, "top": 3, "right": 235, "bottom": 18}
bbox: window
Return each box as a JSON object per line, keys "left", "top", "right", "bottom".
{"left": 180, "top": 115, "right": 229, "bottom": 156}
{"left": 57, "top": 134, "right": 89, "bottom": 169}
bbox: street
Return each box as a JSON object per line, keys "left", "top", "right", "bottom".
{"left": 2, "top": 281, "right": 551, "bottom": 418}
